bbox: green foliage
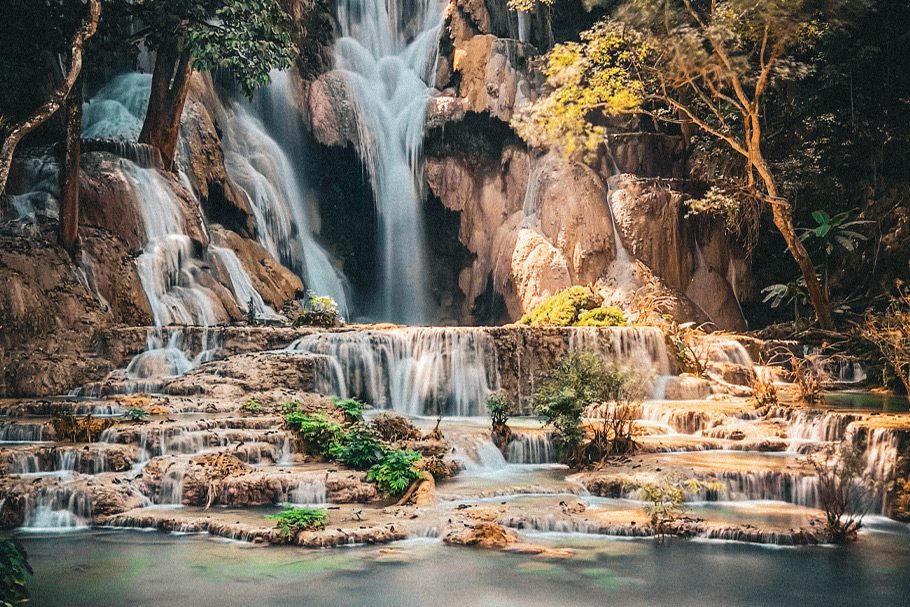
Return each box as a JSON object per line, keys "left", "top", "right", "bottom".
{"left": 0, "top": 537, "right": 31, "bottom": 607}
{"left": 799, "top": 210, "right": 869, "bottom": 255}
{"left": 277, "top": 400, "right": 300, "bottom": 415}
{"left": 328, "top": 424, "right": 385, "bottom": 470}
{"left": 241, "top": 398, "right": 264, "bottom": 415}
{"left": 124, "top": 407, "right": 149, "bottom": 422}
{"left": 486, "top": 392, "right": 512, "bottom": 426}
{"left": 131, "top": 0, "right": 296, "bottom": 97}
{"left": 285, "top": 412, "right": 343, "bottom": 456}
{"left": 533, "top": 352, "right": 644, "bottom": 465}
{"left": 519, "top": 286, "right": 603, "bottom": 327}
{"left": 640, "top": 478, "right": 722, "bottom": 537}
{"left": 762, "top": 278, "right": 809, "bottom": 321}
{"left": 512, "top": 21, "right": 646, "bottom": 160}
{"left": 367, "top": 450, "right": 422, "bottom": 496}
{"left": 640, "top": 480, "right": 686, "bottom": 535}
{"left": 289, "top": 294, "right": 343, "bottom": 328}
{"left": 576, "top": 306, "right": 627, "bottom": 327}
{"left": 333, "top": 397, "right": 364, "bottom": 422}
{"left": 267, "top": 506, "right": 328, "bottom": 537}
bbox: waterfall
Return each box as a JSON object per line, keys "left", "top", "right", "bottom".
{"left": 287, "top": 327, "right": 501, "bottom": 416}
{"left": 22, "top": 486, "right": 92, "bottom": 530}
{"left": 220, "top": 73, "right": 351, "bottom": 315}
{"left": 333, "top": 0, "right": 445, "bottom": 323}
{"left": 210, "top": 246, "right": 281, "bottom": 321}
{"left": 290, "top": 480, "right": 329, "bottom": 505}
{"left": 506, "top": 432, "right": 557, "bottom": 464}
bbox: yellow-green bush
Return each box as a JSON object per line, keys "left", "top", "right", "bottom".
{"left": 519, "top": 286, "right": 602, "bottom": 326}
{"left": 576, "top": 306, "right": 626, "bottom": 327}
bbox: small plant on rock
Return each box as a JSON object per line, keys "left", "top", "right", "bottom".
{"left": 333, "top": 397, "right": 364, "bottom": 422}
{"left": 486, "top": 392, "right": 511, "bottom": 426}
{"left": 641, "top": 479, "right": 687, "bottom": 539}
{"left": 277, "top": 400, "right": 300, "bottom": 415}
{"left": 750, "top": 375, "right": 779, "bottom": 410}
{"left": 368, "top": 449, "right": 422, "bottom": 496}
{"left": 486, "top": 392, "right": 514, "bottom": 452}
{"left": 267, "top": 506, "right": 328, "bottom": 538}
{"left": 124, "top": 407, "right": 149, "bottom": 422}
{"left": 241, "top": 398, "right": 264, "bottom": 415}
{"left": 329, "top": 424, "right": 385, "bottom": 470}
{"left": 1, "top": 537, "right": 31, "bottom": 606}
{"left": 285, "top": 412, "right": 343, "bottom": 456}
{"left": 807, "top": 437, "right": 872, "bottom": 543}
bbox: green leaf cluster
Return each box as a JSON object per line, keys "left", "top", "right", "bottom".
{"left": 285, "top": 412, "right": 344, "bottom": 455}
{"left": 131, "top": 0, "right": 296, "bottom": 97}
{"left": 486, "top": 392, "right": 512, "bottom": 425}
{"left": 367, "top": 450, "right": 422, "bottom": 496}
{"left": 0, "top": 538, "right": 31, "bottom": 607}
{"left": 333, "top": 397, "right": 364, "bottom": 422}
{"left": 519, "top": 286, "right": 604, "bottom": 326}
{"left": 533, "top": 352, "right": 644, "bottom": 464}
{"left": 267, "top": 506, "right": 328, "bottom": 537}
{"left": 328, "top": 424, "right": 385, "bottom": 470}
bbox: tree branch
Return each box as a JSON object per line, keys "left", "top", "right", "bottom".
{"left": 0, "top": 0, "right": 101, "bottom": 197}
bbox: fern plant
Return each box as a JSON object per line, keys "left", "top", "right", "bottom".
{"left": 267, "top": 506, "right": 328, "bottom": 537}
{"left": 368, "top": 450, "right": 422, "bottom": 496}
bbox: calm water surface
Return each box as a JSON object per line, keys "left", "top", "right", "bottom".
{"left": 16, "top": 522, "right": 910, "bottom": 607}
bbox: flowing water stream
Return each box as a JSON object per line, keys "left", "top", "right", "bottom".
{"left": 333, "top": 0, "right": 445, "bottom": 323}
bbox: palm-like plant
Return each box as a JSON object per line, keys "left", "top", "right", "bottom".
{"left": 799, "top": 210, "right": 870, "bottom": 256}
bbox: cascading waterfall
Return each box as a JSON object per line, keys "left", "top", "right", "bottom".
{"left": 287, "top": 327, "right": 501, "bottom": 416}
{"left": 210, "top": 246, "right": 281, "bottom": 321}
{"left": 220, "top": 72, "right": 351, "bottom": 315}
{"left": 333, "top": 0, "right": 445, "bottom": 323}
{"left": 77, "top": 72, "right": 281, "bottom": 383}
{"left": 506, "top": 432, "right": 557, "bottom": 465}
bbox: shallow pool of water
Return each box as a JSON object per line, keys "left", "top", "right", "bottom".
{"left": 16, "top": 525, "right": 910, "bottom": 606}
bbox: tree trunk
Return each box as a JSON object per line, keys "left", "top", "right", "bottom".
{"left": 0, "top": 0, "right": 100, "bottom": 198}
{"left": 60, "top": 77, "right": 82, "bottom": 255}
{"left": 769, "top": 201, "right": 835, "bottom": 330}
{"left": 138, "top": 38, "right": 193, "bottom": 170}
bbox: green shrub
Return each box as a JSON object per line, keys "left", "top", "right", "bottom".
{"left": 241, "top": 398, "right": 264, "bottom": 415}
{"left": 333, "top": 397, "right": 364, "bottom": 422}
{"left": 267, "top": 506, "right": 328, "bottom": 537}
{"left": 329, "top": 424, "right": 385, "bottom": 470}
{"left": 124, "top": 407, "right": 149, "bottom": 422}
{"left": 285, "top": 412, "right": 343, "bottom": 456}
{"left": 287, "top": 293, "right": 342, "bottom": 328}
{"left": 533, "top": 352, "right": 644, "bottom": 466}
{"left": 277, "top": 400, "right": 300, "bottom": 415}
{"left": 368, "top": 449, "right": 422, "bottom": 496}
{"left": 519, "top": 286, "right": 602, "bottom": 326}
{"left": 486, "top": 392, "right": 511, "bottom": 425}
{"left": 0, "top": 538, "right": 31, "bottom": 606}
{"left": 576, "top": 306, "right": 627, "bottom": 327}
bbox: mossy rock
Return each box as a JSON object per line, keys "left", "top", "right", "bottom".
{"left": 519, "top": 286, "right": 603, "bottom": 326}
{"left": 576, "top": 306, "right": 627, "bottom": 327}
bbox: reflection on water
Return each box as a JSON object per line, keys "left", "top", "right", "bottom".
{"left": 822, "top": 391, "right": 910, "bottom": 413}
{"left": 17, "top": 527, "right": 910, "bottom": 607}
